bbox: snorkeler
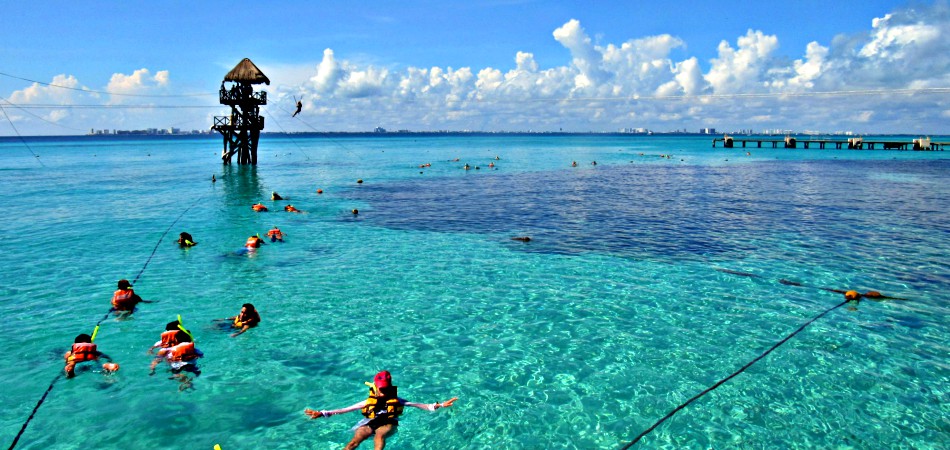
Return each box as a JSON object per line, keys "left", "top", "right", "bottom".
{"left": 177, "top": 232, "right": 197, "bottom": 247}
{"left": 147, "top": 320, "right": 191, "bottom": 354}
{"left": 284, "top": 205, "right": 302, "bottom": 213}
{"left": 111, "top": 279, "right": 148, "bottom": 314}
{"left": 246, "top": 235, "right": 265, "bottom": 249}
{"left": 304, "top": 370, "right": 458, "bottom": 450}
{"left": 267, "top": 227, "right": 284, "bottom": 242}
{"left": 149, "top": 330, "right": 203, "bottom": 390}
{"left": 215, "top": 303, "right": 261, "bottom": 337}
{"left": 252, "top": 203, "right": 268, "bottom": 212}
{"left": 64, "top": 333, "right": 114, "bottom": 378}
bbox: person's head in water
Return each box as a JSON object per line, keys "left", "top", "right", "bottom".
{"left": 242, "top": 303, "right": 256, "bottom": 315}
{"left": 165, "top": 320, "right": 180, "bottom": 331}
{"left": 117, "top": 279, "right": 132, "bottom": 289}
{"left": 175, "top": 330, "right": 192, "bottom": 343}
{"left": 74, "top": 333, "right": 92, "bottom": 344}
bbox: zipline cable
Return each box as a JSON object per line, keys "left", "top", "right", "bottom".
{"left": 261, "top": 108, "right": 311, "bottom": 161}
{"left": 0, "top": 72, "right": 216, "bottom": 98}
{"left": 0, "top": 102, "right": 45, "bottom": 167}
{"left": 8, "top": 196, "right": 204, "bottom": 450}
{"left": 619, "top": 298, "right": 850, "bottom": 449}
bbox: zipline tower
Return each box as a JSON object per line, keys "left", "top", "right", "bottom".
{"left": 213, "top": 58, "right": 269, "bottom": 165}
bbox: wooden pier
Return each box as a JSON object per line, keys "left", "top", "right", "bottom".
{"left": 712, "top": 136, "right": 946, "bottom": 151}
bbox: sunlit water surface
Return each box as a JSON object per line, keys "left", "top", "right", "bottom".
{"left": 0, "top": 135, "right": 947, "bottom": 449}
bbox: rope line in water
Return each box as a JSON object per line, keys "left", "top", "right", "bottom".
{"left": 9, "top": 197, "right": 203, "bottom": 450}
{"left": 620, "top": 299, "right": 849, "bottom": 449}
{"left": 0, "top": 101, "right": 46, "bottom": 167}
{"left": 7, "top": 374, "right": 62, "bottom": 450}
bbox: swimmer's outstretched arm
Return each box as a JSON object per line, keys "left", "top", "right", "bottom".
{"left": 404, "top": 396, "right": 458, "bottom": 411}
{"left": 305, "top": 400, "right": 366, "bottom": 419}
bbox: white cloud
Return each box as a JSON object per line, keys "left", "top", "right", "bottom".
{"left": 6, "top": 3, "right": 950, "bottom": 135}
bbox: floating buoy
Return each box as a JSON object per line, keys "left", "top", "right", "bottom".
{"left": 844, "top": 290, "right": 860, "bottom": 300}
{"left": 357, "top": 179, "right": 363, "bottom": 184}
{"left": 352, "top": 209, "right": 359, "bottom": 215}
{"left": 317, "top": 189, "right": 323, "bottom": 194}
{"left": 864, "top": 290, "right": 883, "bottom": 299}
{"left": 103, "top": 363, "right": 119, "bottom": 372}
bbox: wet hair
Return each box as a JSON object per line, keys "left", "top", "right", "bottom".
{"left": 165, "top": 321, "right": 181, "bottom": 331}
{"left": 242, "top": 303, "right": 255, "bottom": 312}
{"left": 117, "top": 279, "right": 131, "bottom": 289}
{"left": 74, "top": 334, "right": 92, "bottom": 343}
{"left": 175, "top": 330, "right": 192, "bottom": 342}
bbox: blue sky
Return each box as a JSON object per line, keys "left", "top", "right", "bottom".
{"left": 1, "top": 0, "right": 948, "bottom": 135}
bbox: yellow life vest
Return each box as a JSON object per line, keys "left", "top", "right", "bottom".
{"left": 360, "top": 386, "right": 403, "bottom": 419}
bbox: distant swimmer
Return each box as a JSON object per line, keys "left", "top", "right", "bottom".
{"left": 591, "top": 161, "right": 597, "bottom": 166}
{"left": 488, "top": 162, "right": 494, "bottom": 168}
{"left": 212, "top": 174, "right": 216, "bottom": 183}
{"left": 304, "top": 370, "right": 458, "bottom": 449}
{"left": 267, "top": 227, "right": 284, "bottom": 242}
{"left": 246, "top": 235, "right": 265, "bottom": 249}
{"left": 215, "top": 303, "right": 261, "bottom": 337}
{"left": 112, "top": 279, "right": 149, "bottom": 315}
{"left": 252, "top": 203, "right": 268, "bottom": 212}
{"left": 177, "top": 232, "right": 197, "bottom": 247}
{"left": 511, "top": 236, "right": 531, "bottom": 242}
{"left": 284, "top": 205, "right": 302, "bottom": 213}
{"left": 272, "top": 191, "right": 284, "bottom": 200}
{"left": 64, "top": 333, "right": 114, "bottom": 378}
{"left": 352, "top": 209, "right": 359, "bottom": 215}
{"left": 571, "top": 161, "right": 577, "bottom": 167}
{"left": 464, "top": 164, "right": 471, "bottom": 170}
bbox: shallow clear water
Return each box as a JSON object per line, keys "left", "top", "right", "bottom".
{"left": 0, "top": 134, "right": 947, "bottom": 449}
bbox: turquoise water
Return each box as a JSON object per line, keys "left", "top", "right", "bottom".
{"left": 0, "top": 134, "right": 947, "bottom": 449}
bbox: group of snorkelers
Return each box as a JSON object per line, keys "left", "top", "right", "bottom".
{"left": 66, "top": 277, "right": 262, "bottom": 386}
{"left": 62, "top": 187, "right": 460, "bottom": 449}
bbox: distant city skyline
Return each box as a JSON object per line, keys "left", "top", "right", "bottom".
{"left": 2, "top": 0, "right": 949, "bottom": 136}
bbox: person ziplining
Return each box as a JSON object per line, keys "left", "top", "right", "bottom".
{"left": 292, "top": 96, "right": 303, "bottom": 117}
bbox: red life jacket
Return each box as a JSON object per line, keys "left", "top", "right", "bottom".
{"left": 160, "top": 330, "right": 179, "bottom": 347}
{"left": 70, "top": 342, "right": 98, "bottom": 362}
{"left": 112, "top": 289, "right": 137, "bottom": 309}
{"left": 168, "top": 342, "right": 198, "bottom": 362}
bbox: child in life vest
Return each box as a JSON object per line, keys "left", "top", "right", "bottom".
{"left": 64, "top": 333, "right": 113, "bottom": 378}
{"left": 304, "top": 370, "right": 458, "bottom": 449}
{"left": 111, "top": 279, "right": 148, "bottom": 315}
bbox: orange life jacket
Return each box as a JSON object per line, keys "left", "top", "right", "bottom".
{"left": 168, "top": 342, "right": 198, "bottom": 362}
{"left": 252, "top": 204, "right": 267, "bottom": 212}
{"left": 111, "top": 289, "right": 137, "bottom": 309}
{"left": 267, "top": 229, "right": 282, "bottom": 238}
{"left": 245, "top": 237, "right": 262, "bottom": 248}
{"left": 160, "top": 330, "right": 179, "bottom": 347}
{"left": 70, "top": 342, "right": 98, "bottom": 362}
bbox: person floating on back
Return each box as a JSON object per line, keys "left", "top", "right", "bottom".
{"left": 112, "top": 279, "right": 147, "bottom": 315}
{"left": 304, "top": 370, "right": 458, "bottom": 449}
{"left": 215, "top": 303, "right": 261, "bottom": 337}
{"left": 252, "top": 203, "right": 268, "bottom": 212}
{"left": 177, "top": 232, "right": 197, "bottom": 247}
{"left": 267, "top": 227, "right": 284, "bottom": 242}
{"left": 64, "top": 333, "right": 114, "bottom": 378}
{"left": 284, "top": 205, "right": 303, "bottom": 213}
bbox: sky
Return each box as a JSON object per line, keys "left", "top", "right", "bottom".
{"left": 1, "top": 0, "right": 949, "bottom": 136}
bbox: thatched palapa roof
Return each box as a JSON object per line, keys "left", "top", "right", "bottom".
{"left": 224, "top": 58, "right": 270, "bottom": 85}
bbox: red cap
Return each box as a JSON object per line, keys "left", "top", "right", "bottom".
{"left": 373, "top": 370, "right": 392, "bottom": 388}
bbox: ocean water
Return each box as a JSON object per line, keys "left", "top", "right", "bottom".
{"left": 0, "top": 134, "right": 947, "bottom": 449}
